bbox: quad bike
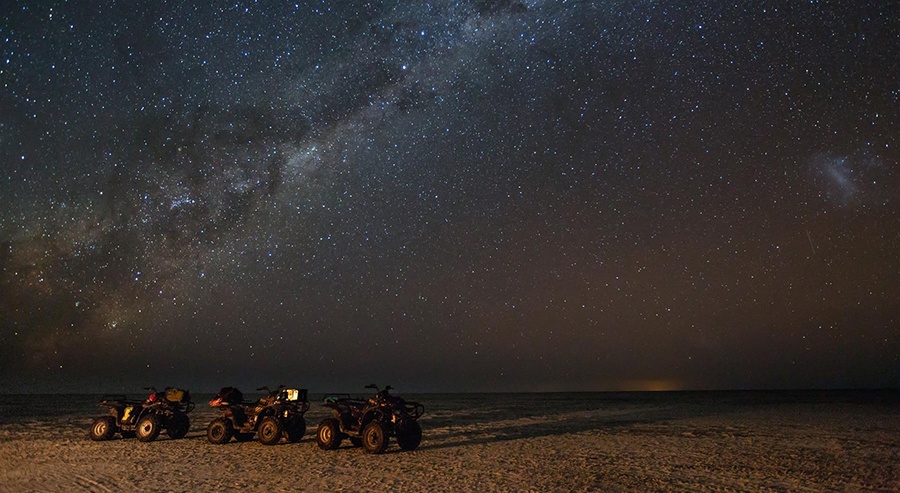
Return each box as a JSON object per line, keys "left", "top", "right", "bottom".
{"left": 317, "top": 384, "right": 424, "bottom": 454}
{"left": 90, "top": 387, "right": 194, "bottom": 442}
{"left": 207, "top": 385, "right": 310, "bottom": 445}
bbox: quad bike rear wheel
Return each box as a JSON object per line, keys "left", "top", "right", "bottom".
{"left": 166, "top": 412, "right": 190, "bottom": 439}
{"left": 362, "top": 421, "right": 388, "bottom": 454}
{"left": 286, "top": 416, "right": 306, "bottom": 443}
{"left": 396, "top": 420, "right": 422, "bottom": 451}
{"left": 207, "top": 418, "right": 234, "bottom": 444}
{"left": 257, "top": 416, "right": 283, "bottom": 445}
{"left": 316, "top": 418, "right": 342, "bottom": 450}
{"left": 90, "top": 416, "right": 116, "bottom": 441}
{"left": 136, "top": 414, "right": 161, "bottom": 442}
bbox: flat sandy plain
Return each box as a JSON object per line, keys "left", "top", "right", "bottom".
{"left": 0, "top": 391, "right": 897, "bottom": 492}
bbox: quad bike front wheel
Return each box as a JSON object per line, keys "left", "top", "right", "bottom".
{"left": 257, "top": 416, "right": 283, "bottom": 446}
{"left": 90, "top": 416, "right": 117, "bottom": 441}
{"left": 316, "top": 418, "right": 342, "bottom": 450}
{"left": 166, "top": 412, "right": 190, "bottom": 439}
{"left": 362, "top": 421, "right": 388, "bottom": 454}
{"left": 207, "top": 418, "right": 234, "bottom": 444}
{"left": 136, "top": 414, "right": 161, "bottom": 442}
{"left": 286, "top": 416, "right": 306, "bottom": 443}
{"left": 396, "top": 420, "right": 422, "bottom": 451}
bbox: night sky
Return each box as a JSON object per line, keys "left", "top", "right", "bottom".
{"left": 1, "top": 0, "right": 897, "bottom": 393}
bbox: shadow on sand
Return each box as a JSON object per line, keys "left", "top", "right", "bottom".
{"left": 414, "top": 389, "right": 900, "bottom": 451}
{"left": 416, "top": 409, "right": 670, "bottom": 451}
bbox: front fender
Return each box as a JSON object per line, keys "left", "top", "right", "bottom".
{"left": 360, "top": 409, "right": 386, "bottom": 430}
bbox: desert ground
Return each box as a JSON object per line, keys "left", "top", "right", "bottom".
{"left": 0, "top": 392, "right": 897, "bottom": 492}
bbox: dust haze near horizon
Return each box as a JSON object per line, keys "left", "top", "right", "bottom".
{"left": 1, "top": 0, "right": 898, "bottom": 393}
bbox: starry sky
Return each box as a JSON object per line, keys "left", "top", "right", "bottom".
{"left": 1, "top": 0, "right": 898, "bottom": 393}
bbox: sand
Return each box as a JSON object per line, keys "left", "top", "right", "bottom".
{"left": 0, "top": 392, "right": 897, "bottom": 492}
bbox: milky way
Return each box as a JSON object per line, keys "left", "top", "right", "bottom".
{"left": 1, "top": 0, "right": 897, "bottom": 392}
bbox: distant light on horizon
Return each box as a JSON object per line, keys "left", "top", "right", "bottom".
{"left": 617, "top": 380, "right": 686, "bottom": 392}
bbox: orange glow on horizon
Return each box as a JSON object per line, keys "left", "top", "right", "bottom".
{"left": 616, "top": 379, "right": 685, "bottom": 392}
